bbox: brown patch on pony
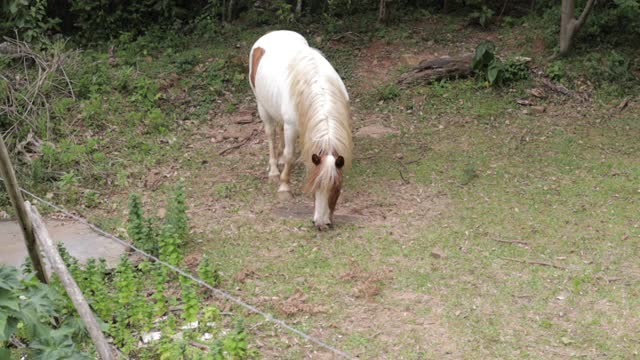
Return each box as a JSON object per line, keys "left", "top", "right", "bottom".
{"left": 250, "top": 47, "right": 265, "bottom": 88}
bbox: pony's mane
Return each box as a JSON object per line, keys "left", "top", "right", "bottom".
{"left": 288, "top": 48, "right": 353, "bottom": 192}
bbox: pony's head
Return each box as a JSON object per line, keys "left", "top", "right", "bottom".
{"left": 305, "top": 152, "right": 345, "bottom": 231}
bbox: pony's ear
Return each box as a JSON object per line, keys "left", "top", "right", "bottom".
{"left": 335, "top": 156, "right": 345, "bottom": 169}
{"left": 312, "top": 153, "right": 321, "bottom": 165}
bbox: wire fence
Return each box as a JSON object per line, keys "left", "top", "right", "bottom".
{"left": 1, "top": 179, "right": 355, "bottom": 359}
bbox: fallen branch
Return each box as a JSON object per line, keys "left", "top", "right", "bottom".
{"left": 494, "top": 239, "right": 529, "bottom": 246}
{"left": 539, "top": 78, "right": 574, "bottom": 98}
{"left": 500, "top": 257, "right": 566, "bottom": 270}
{"left": 218, "top": 129, "right": 259, "bottom": 156}
{"left": 398, "top": 53, "right": 474, "bottom": 86}
{"left": 189, "top": 341, "right": 210, "bottom": 352}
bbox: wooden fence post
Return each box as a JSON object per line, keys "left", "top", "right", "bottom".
{"left": 26, "top": 202, "right": 115, "bottom": 360}
{"left": 0, "top": 135, "right": 47, "bottom": 283}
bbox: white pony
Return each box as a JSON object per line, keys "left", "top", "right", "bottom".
{"left": 249, "top": 30, "right": 353, "bottom": 230}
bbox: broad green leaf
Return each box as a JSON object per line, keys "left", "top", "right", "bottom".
{"left": 0, "top": 289, "right": 20, "bottom": 312}
{"left": 0, "top": 349, "right": 9, "bottom": 359}
{"left": 0, "top": 314, "right": 19, "bottom": 341}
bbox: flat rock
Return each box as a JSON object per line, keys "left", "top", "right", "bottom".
{"left": 356, "top": 124, "right": 399, "bottom": 139}
{"left": 0, "top": 219, "right": 127, "bottom": 269}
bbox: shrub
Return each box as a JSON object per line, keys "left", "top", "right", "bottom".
{"left": 472, "top": 41, "right": 529, "bottom": 86}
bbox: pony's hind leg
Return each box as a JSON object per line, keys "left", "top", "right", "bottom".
{"left": 277, "top": 123, "right": 297, "bottom": 201}
{"left": 257, "top": 104, "right": 279, "bottom": 181}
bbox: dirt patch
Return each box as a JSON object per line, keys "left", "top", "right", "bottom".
{"left": 336, "top": 291, "right": 460, "bottom": 358}
{"left": 277, "top": 289, "right": 328, "bottom": 316}
{"left": 355, "top": 124, "right": 399, "bottom": 139}
{"left": 340, "top": 261, "right": 393, "bottom": 299}
{"left": 234, "top": 266, "right": 259, "bottom": 283}
{"left": 356, "top": 39, "right": 402, "bottom": 90}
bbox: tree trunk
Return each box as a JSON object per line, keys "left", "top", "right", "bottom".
{"left": 559, "top": 0, "right": 596, "bottom": 56}
{"left": 378, "top": 0, "right": 386, "bottom": 23}
{"left": 227, "top": 0, "right": 235, "bottom": 21}
{"left": 296, "top": 0, "right": 302, "bottom": 16}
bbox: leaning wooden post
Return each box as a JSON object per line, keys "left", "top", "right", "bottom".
{"left": 26, "top": 202, "right": 115, "bottom": 360}
{"left": 0, "top": 135, "right": 47, "bottom": 283}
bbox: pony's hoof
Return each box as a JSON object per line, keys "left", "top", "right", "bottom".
{"left": 277, "top": 191, "right": 293, "bottom": 201}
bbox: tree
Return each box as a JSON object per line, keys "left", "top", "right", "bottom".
{"left": 559, "top": 0, "right": 596, "bottom": 56}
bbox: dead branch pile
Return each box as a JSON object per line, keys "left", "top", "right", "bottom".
{"left": 0, "top": 37, "right": 77, "bottom": 159}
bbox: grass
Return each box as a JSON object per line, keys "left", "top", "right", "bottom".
{"left": 2, "top": 10, "right": 640, "bottom": 359}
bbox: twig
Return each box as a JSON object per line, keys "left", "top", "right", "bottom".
{"left": 500, "top": 257, "right": 566, "bottom": 270}
{"left": 218, "top": 129, "right": 259, "bottom": 156}
{"left": 398, "top": 167, "right": 409, "bottom": 184}
{"left": 189, "top": 341, "right": 210, "bottom": 352}
{"left": 494, "top": 239, "right": 529, "bottom": 246}
{"left": 498, "top": 0, "right": 509, "bottom": 21}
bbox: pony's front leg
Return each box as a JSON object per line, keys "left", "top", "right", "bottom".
{"left": 277, "top": 123, "right": 285, "bottom": 166}
{"left": 277, "top": 124, "right": 297, "bottom": 201}
{"left": 258, "top": 105, "right": 279, "bottom": 181}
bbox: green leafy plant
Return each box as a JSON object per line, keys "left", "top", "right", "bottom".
{"left": 472, "top": 41, "right": 529, "bottom": 86}
{"left": 167, "top": 182, "right": 189, "bottom": 243}
{"left": 376, "top": 83, "right": 401, "bottom": 101}
{"left": 547, "top": 60, "right": 566, "bottom": 81}
{"left": 470, "top": 5, "right": 494, "bottom": 28}
{"left": 197, "top": 254, "right": 221, "bottom": 288}
{"left": 128, "top": 193, "right": 158, "bottom": 255}
{"left": 0, "top": 0, "right": 60, "bottom": 42}
{"left": 0, "top": 265, "right": 91, "bottom": 359}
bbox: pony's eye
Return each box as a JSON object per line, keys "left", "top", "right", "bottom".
{"left": 312, "top": 154, "right": 321, "bottom": 165}
{"left": 335, "top": 156, "right": 344, "bottom": 169}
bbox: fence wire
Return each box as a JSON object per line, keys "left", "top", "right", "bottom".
{"left": 0, "top": 179, "right": 355, "bottom": 359}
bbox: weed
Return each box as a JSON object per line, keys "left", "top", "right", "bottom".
{"left": 376, "top": 83, "right": 401, "bottom": 101}
{"left": 0, "top": 265, "right": 91, "bottom": 359}
{"left": 197, "top": 254, "right": 221, "bottom": 288}
{"left": 470, "top": 5, "right": 494, "bottom": 28}
{"left": 472, "top": 41, "right": 529, "bottom": 86}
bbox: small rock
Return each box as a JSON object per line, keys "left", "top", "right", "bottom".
{"left": 395, "top": 153, "right": 404, "bottom": 160}
{"left": 234, "top": 110, "right": 254, "bottom": 124}
{"left": 431, "top": 248, "right": 445, "bottom": 259}
{"left": 516, "top": 99, "right": 532, "bottom": 106}
{"left": 181, "top": 321, "right": 199, "bottom": 330}
{"left": 200, "top": 333, "right": 214, "bottom": 341}
{"left": 141, "top": 331, "right": 162, "bottom": 343}
{"left": 531, "top": 106, "right": 546, "bottom": 113}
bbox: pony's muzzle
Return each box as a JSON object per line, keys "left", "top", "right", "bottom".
{"left": 313, "top": 221, "right": 333, "bottom": 231}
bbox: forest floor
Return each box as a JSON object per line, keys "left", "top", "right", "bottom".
{"left": 11, "top": 12, "right": 640, "bottom": 359}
